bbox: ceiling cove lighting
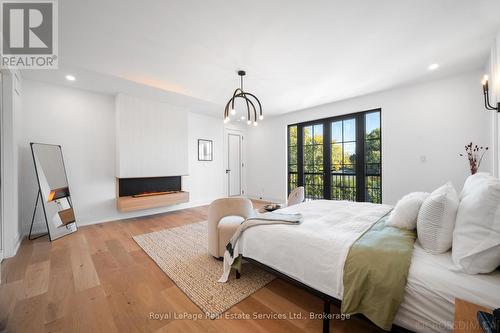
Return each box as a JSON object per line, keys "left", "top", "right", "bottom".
{"left": 223, "top": 70, "right": 263, "bottom": 125}
{"left": 482, "top": 75, "right": 499, "bottom": 112}
{"left": 428, "top": 63, "right": 439, "bottom": 71}
{"left": 65, "top": 74, "right": 76, "bottom": 81}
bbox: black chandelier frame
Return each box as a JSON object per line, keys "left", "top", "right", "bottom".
{"left": 224, "top": 70, "right": 263, "bottom": 124}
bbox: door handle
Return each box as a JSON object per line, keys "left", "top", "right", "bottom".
{"left": 225, "top": 169, "right": 231, "bottom": 174}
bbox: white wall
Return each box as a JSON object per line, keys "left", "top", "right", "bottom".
{"left": 116, "top": 94, "right": 189, "bottom": 178}
{"left": 185, "top": 112, "right": 225, "bottom": 202}
{"left": 482, "top": 30, "right": 500, "bottom": 178}
{"left": 246, "top": 70, "right": 492, "bottom": 204}
{"left": 19, "top": 80, "right": 227, "bottom": 236}
{"left": 489, "top": 31, "right": 500, "bottom": 175}
{"left": 496, "top": 32, "right": 500, "bottom": 175}
{"left": 19, "top": 80, "right": 116, "bottom": 232}
{"left": 1, "top": 70, "right": 22, "bottom": 258}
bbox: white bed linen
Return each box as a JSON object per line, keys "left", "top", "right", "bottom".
{"left": 394, "top": 241, "right": 500, "bottom": 333}
{"left": 239, "top": 200, "right": 392, "bottom": 299}
{"left": 239, "top": 200, "right": 500, "bottom": 333}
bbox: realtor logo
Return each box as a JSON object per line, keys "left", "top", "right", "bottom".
{"left": 1, "top": 0, "right": 58, "bottom": 69}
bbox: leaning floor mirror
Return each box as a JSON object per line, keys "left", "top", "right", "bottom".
{"left": 30, "top": 143, "right": 77, "bottom": 241}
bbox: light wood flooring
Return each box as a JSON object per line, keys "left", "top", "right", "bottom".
{"left": 0, "top": 202, "right": 382, "bottom": 333}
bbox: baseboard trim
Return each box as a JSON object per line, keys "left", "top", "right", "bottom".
{"left": 13, "top": 234, "right": 22, "bottom": 256}
{"left": 4, "top": 233, "right": 23, "bottom": 258}
{"left": 246, "top": 195, "right": 284, "bottom": 204}
{"left": 76, "top": 198, "right": 217, "bottom": 227}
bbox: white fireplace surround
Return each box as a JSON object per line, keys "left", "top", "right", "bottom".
{"left": 115, "top": 93, "right": 189, "bottom": 178}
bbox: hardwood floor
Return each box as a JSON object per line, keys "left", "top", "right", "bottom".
{"left": 0, "top": 202, "right": 382, "bottom": 333}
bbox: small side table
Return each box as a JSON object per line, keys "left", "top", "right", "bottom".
{"left": 454, "top": 298, "right": 492, "bottom": 333}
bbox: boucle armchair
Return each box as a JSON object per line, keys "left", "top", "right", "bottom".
{"left": 208, "top": 197, "right": 254, "bottom": 258}
{"left": 287, "top": 186, "right": 305, "bottom": 206}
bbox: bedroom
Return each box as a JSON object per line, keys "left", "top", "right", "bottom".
{"left": 0, "top": 0, "right": 499, "bottom": 332}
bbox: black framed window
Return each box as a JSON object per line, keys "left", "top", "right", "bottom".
{"left": 364, "top": 111, "right": 382, "bottom": 203}
{"left": 331, "top": 118, "right": 357, "bottom": 201}
{"left": 288, "top": 125, "right": 298, "bottom": 192}
{"left": 287, "top": 109, "right": 382, "bottom": 203}
{"left": 303, "top": 124, "right": 324, "bottom": 200}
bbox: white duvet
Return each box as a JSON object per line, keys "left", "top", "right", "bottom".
{"left": 234, "top": 200, "right": 392, "bottom": 299}
{"left": 231, "top": 199, "right": 500, "bottom": 333}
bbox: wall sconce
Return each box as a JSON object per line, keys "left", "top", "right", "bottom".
{"left": 482, "top": 75, "right": 499, "bottom": 112}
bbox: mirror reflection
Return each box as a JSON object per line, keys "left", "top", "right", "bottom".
{"left": 31, "top": 143, "right": 77, "bottom": 240}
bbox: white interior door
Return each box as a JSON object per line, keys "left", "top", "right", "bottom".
{"left": 227, "top": 133, "right": 241, "bottom": 196}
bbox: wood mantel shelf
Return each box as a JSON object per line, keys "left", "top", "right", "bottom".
{"left": 117, "top": 191, "right": 189, "bottom": 212}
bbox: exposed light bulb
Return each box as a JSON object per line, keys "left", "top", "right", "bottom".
{"left": 259, "top": 115, "right": 264, "bottom": 120}
{"left": 65, "top": 74, "right": 76, "bottom": 81}
{"left": 224, "top": 117, "right": 230, "bottom": 124}
{"left": 240, "top": 116, "right": 246, "bottom": 120}
{"left": 253, "top": 121, "right": 258, "bottom": 127}
{"left": 247, "top": 120, "right": 251, "bottom": 125}
{"left": 428, "top": 63, "right": 439, "bottom": 71}
{"left": 230, "top": 108, "right": 236, "bottom": 115}
{"left": 482, "top": 75, "right": 489, "bottom": 86}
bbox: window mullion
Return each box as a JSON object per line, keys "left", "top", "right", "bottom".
{"left": 297, "top": 124, "right": 304, "bottom": 188}
{"left": 356, "top": 113, "right": 365, "bottom": 202}
{"left": 324, "top": 120, "right": 331, "bottom": 199}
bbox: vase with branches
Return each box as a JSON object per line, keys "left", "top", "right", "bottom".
{"left": 460, "top": 142, "right": 488, "bottom": 175}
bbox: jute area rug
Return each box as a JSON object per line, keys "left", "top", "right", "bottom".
{"left": 133, "top": 221, "right": 275, "bottom": 318}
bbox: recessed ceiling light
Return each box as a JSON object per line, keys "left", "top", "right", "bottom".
{"left": 65, "top": 74, "right": 76, "bottom": 81}
{"left": 428, "top": 64, "right": 439, "bottom": 71}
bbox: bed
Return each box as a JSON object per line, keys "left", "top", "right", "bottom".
{"left": 234, "top": 200, "right": 500, "bottom": 333}
{"left": 395, "top": 241, "right": 500, "bottom": 332}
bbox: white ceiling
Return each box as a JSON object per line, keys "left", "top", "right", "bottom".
{"left": 24, "top": 0, "right": 500, "bottom": 117}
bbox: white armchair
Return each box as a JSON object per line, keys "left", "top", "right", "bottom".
{"left": 287, "top": 186, "right": 305, "bottom": 206}
{"left": 207, "top": 197, "right": 254, "bottom": 258}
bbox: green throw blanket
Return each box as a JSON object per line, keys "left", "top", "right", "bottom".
{"left": 341, "top": 214, "right": 416, "bottom": 331}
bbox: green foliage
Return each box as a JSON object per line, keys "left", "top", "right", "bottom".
{"left": 365, "top": 128, "right": 380, "bottom": 164}
{"left": 289, "top": 126, "right": 297, "bottom": 145}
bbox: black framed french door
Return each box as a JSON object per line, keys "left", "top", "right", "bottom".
{"left": 287, "top": 109, "right": 381, "bottom": 203}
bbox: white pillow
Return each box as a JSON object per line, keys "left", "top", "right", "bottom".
{"left": 417, "top": 182, "right": 459, "bottom": 254}
{"left": 387, "top": 192, "right": 430, "bottom": 230}
{"left": 452, "top": 173, "right": 500, "bottom": 274}
{"left": 459, "top": 172, "right": 490, "bottom": 200}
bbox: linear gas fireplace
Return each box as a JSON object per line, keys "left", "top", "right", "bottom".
{"left": 116, "top": 176, "right": 189, "bottom": 212}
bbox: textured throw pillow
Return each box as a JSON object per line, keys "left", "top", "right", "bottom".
{"left": 417, "top": 182, "right": 459, "bottom": 254}
{"left": 452, "top": 174, "right": 500, "bottom": 274}
{"left": 387, "top": 192, "right": 430, "bottom": 230}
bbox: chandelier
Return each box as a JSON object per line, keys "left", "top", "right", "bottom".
{"left": 223, "top": 70, "right": 263, "bottom": 126}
